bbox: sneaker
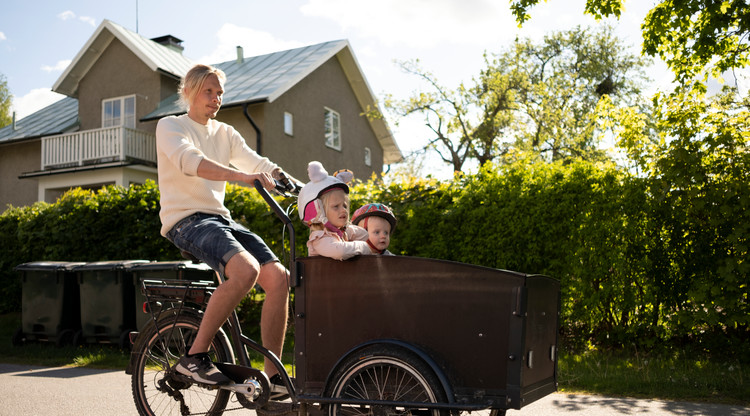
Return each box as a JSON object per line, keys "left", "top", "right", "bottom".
{"left": 174, "top": 353, "right": 232, "bottom": 386}
{"left": 268, "top": 373, "right": 291, "bottom": 400}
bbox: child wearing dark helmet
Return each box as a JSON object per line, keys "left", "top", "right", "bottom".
{"left": 298, "top": 161, "right": 372, "bottom": 260}
{"left": 352, "top": 203, "right": 397, "bottom": 255}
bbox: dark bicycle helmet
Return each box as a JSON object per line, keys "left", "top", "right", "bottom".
{"left": 352, "top": 203, "right": 397, "bottom": 231}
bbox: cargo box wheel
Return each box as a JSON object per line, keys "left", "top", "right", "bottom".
{"left": 326, "top": 344, "right": 449, "bottom": 416}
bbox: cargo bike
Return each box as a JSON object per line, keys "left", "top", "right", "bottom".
{"left": 127, "top": 179, "right": 560, "bottom": 416}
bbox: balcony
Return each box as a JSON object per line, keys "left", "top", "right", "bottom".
{"left": 41, "top": 126, "right": 156, "bottom": 170}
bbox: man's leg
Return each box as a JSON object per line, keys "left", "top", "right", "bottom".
{"left": 188, "top": 251, "right": 260, "bottom": 355}
{"left": 256, "top": 261, "right": 290, "bottom": 377}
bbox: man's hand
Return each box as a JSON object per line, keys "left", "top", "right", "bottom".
{"left": 246, "top": 171, "right": 275, "bottom": 190}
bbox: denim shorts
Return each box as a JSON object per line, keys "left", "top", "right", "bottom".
{"left": 165, "top": 213, "right": 278, "bottom": 276}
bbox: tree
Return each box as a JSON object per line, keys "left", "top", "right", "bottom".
{"left": 510, "top": 0, "right": 750, "bottom": 83}
{"left": 382, "top": 59, "right": 522, "bottom": 173}
{"left": 0, "top": 74, "right": 12, "bottom": 128}
{"left": 493, "top": 25, "right": 649, "bottom": 163}
{"left": 383, "top": 26, "right": 648, "bottom": 171}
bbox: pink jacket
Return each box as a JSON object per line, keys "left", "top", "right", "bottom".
{"left": 307, "top": 224, "right": 372, "bottom": 260}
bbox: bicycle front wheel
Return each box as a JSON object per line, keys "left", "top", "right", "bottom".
{"left": 131, "top": 311, "right": 232, "bottom": 416}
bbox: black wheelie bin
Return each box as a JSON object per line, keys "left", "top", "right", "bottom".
{"left": 75, "top": 260, "right": 149, "bottom": 348}
{"left": 14, "top": 261, "right": 86, "bottom": 347}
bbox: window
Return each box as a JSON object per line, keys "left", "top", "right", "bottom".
{"left": 364, "top": 147, "right": 372, "bottom": 166}
{"left": 102, "top": 95, "right": 135, "bottom": 128}
{"left": 324, "top": 107, "right": 341, "bottom": 150}
{"left": 284, "top": 112, "right": 294, "bottom": 136}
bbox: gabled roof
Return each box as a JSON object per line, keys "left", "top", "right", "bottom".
{"left": 53, "top": 19, "right": 194, "bottom": 97}
{"left": 143, "top": 40, "right": 402, "bottom": 163}
{"left": 0, "top": 97, "right": 78, "bottom": 144}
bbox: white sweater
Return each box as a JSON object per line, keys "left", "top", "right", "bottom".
{"left": 156, "top": 114, "right": 278, "bottom": 236}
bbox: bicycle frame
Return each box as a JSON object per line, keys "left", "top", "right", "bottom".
{"left": 133, "top": 179, "right": 299, "bottom": 403}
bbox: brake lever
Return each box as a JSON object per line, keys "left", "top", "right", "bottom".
{"left": 276, "top": 171, "right": 301, "bottom": 195}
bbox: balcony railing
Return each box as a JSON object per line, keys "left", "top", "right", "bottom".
{"left": 41, "top": 126, "right": 156, "bottom": 170}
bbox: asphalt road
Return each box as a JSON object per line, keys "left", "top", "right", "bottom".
{"left": 1, "top": 363, "right": 748, "bottom": 416}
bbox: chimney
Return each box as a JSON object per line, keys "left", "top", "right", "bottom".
{"left": 12, "top": 111, "right": 16, "bottom": 131}
{"left": 151, "top": 35, "right": 184, "bottom": 54}
{"left": 236, "top": 46, "right": 244, "bottom": 64}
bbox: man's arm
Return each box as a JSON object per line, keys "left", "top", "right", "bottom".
{"left": 197, "top": 158, "right": 276, "bottom": 190}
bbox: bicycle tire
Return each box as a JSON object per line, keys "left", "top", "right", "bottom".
{"left": 327, "top": 344, "right": 449, "bottom": 416}
{"left": 131, "top": 310, "right": 232, "bottom": 416}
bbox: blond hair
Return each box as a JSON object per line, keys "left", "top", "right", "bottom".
{"left": 178, "top": 64, "right": 227, "bottom": 110}
{"left": 309, "top": 189, "right": 350, "bottom": 231}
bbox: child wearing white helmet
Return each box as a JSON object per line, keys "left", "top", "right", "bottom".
{"left": 298, "top": 161, "right": 372, "bottom": 260}
{"left": 352, "top": 203, "right": 397, "bottom": 255}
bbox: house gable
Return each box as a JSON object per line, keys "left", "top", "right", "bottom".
{"left": 76, "top": 38, "right": 173, "bottom": 132}
{"left": 261, "top": 56, "right": 385, "bottom": 177}
{"left": 53, "top": 19, "right": 192, "bottom": 98}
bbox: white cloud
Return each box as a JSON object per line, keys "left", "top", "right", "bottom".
{"left": 79, "top": 16, "right": 96, "bottom": 27}
{"left": 57, "top": 11, "right": 96, "bottom": 27}
{"left": 0, "top": 32, "right": 6, "bottom": 41}
{"left": 299, "top": 0, "right": 515, "bottom": 48}
{"left": 41, "top": 59, "right": 72, "bottom": 73}
{"left": 198, "top": 23, "right": 305, "bottom": 64}
{"left": 11, "top": 88, "right": 66, "bottom": 120}
{"left": 58, "top": 10, "right": 76, "bottom": 20}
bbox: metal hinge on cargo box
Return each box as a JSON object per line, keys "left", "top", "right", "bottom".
{"left": 512, "top": 286, "right": 527, "bottom": 317}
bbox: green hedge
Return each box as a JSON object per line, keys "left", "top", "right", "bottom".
{"left": 1, "top": 161, "right": 747, "bottom": 355}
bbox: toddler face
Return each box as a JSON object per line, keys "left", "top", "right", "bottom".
{"left": 365, "top": 216, "right": 391, "bottom": 251}
{"left": 324, "top": 189, "right": 350, "bottom": 228}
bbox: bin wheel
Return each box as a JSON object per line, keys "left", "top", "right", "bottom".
{"left": 55, "top": 329, "right": 74, "bottom": 347}
{"left": 73, "top": 330, "right": 84, "bottom": 346}
{"left": 326, "top": 344, "right": 449, "bottom": 416}
{"left": 12, "top": 327, "right": 25, "bottom": 346}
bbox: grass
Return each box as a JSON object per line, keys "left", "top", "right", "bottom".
{"left": 2, "top": 313, "right": 748, "bottom": 406}
{"left": 558, "top": 348, "right": 749, "bottom": 406}
{"left": 0, "top": 312, "right": 130, "bottom": 369}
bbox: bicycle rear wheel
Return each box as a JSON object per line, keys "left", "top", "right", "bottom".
{"left": 131, "top": 311, "right": 232, "bottom": 416}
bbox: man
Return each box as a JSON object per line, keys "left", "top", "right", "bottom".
{"left": 156, "top": 64, "right": 293, "bottom": 392}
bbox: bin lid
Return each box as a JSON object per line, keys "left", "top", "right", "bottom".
{"left": 74, "top": 260, "right": 150, "bottom": 271}
{"left": 129, "top": 261, "right": 214, "bottom": 272}
{"left": 14, "top": 261, "right": 86, "bottom": 272}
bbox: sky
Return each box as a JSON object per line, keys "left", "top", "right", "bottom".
{"left": 0, "top": 0, "right": 687, "bottom": 176}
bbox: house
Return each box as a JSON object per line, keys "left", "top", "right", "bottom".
{"left": 0, "top": 19, "right": 401, "bottom": 210}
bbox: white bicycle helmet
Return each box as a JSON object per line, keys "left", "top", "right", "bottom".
{"left": 297, "top": 161, "right": 353, "bottom": 225}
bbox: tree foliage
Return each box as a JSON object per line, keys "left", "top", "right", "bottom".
{"left": 510, "top": 0, "right": 750, "bottom": 82}
{"left": 0, "top": 73, "right": 12, "bottom": 128}
{"left": 493, "top": 25, "right": 649, "bottom": 163}
{"left": 383, "top": 26, "right": 648, "bottom": 172}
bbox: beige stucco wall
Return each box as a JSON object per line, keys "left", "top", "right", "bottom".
{"left": 0, "top": 140, "right": 42, "bottom": 211}
{"left": 77, "top": 38, "right": 164, "bottom": 134}
{"left": 214, "top": 56, "right": 384, "bottom": 182}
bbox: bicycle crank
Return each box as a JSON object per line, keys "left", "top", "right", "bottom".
{"left": 215, "top": 362, "right": 271, "bottom": 409}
